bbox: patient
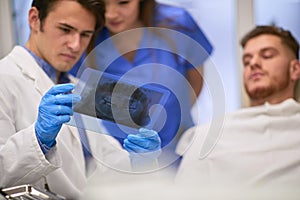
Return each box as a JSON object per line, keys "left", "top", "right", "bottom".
{"left": 176, "top": 25, "right": 300, "bottom": 188}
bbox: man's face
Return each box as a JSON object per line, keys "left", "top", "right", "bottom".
{"left": 28, "top": 1, "right": 96, "bottom": 72}
{"left": 242, "top": 34, "right": 295, "bottom": 104}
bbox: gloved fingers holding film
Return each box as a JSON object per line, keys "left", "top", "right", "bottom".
{"left": 35, "top": 83, "right": 81, "bottom": 147}
{"left": 123, "top": 128, "right": 161, "bottom": 158}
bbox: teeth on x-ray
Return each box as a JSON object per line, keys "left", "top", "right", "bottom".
{"left": 71, "top": 69, "right": 170, "bottom": 131}
{"left": 95, "top": 81, "right": 150, "bottom": 128}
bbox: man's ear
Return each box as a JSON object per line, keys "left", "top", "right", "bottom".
{"left": 290, "top": 59, "right": 300, "bottom": 82}
{"left": 28, "top": 7, "right": 41, "bottom": 32}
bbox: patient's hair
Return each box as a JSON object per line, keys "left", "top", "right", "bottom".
{"left": 241, "top": 25, "right": 299, "bottom": 59}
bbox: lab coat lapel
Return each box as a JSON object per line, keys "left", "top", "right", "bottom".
{"left": 10, "top": 46, "right": 83, "bottom": 148}
{"left": 9, "top": 46, "right": 54, "bottom": 95}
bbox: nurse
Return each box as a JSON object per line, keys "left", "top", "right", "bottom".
{"left": 73, "top": 0, "right": 213, "bottom": 162}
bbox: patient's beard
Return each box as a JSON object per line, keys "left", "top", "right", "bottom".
{"left": 246, "top": 86, "right": 275, "bottom": 105}
{"left": 245, "top": 75, "right": 290, "bottom": 106}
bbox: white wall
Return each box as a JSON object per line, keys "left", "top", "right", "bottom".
{"left": 237, "top": 0, "right": 255, "bottom": 107}
{"left": 0, "top": 0, "right": 15, "bottom": 58}
{"left": 255, "top": 0, "right": 300, "bottom": 50}
{"left": 12, "top": 0, "right": 31, "bottom": 45}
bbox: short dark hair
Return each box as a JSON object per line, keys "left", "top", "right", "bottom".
{"left": 241, "top": 25, "right": 299, "bottom": 59}
{"left": 31, "top": 0, "right": 105, "bottom": 31}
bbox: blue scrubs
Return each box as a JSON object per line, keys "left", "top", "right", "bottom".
{"left": 72, "top": 3, "right": 213, "bottom": 148}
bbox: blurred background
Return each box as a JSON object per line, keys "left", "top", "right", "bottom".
{"left": 0, "top": 0, "right": 299, "bottom": 124}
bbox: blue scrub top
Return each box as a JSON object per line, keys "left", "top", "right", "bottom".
{"left": 72, "top": 3, "right": 213, "bottom": 148}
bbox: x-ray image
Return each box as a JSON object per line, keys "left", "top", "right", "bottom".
{"left": 69, "top": 68, "right": 170, "bottom": 133}
{"left": 95, "top": 80, "right": 150, "bottom": 128}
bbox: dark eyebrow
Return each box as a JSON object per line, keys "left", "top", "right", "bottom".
{"left": 243, "top": 46, "right": 278, "bottom": 59}
{"left": 260, "top": 47, "right": 278, "bottom": 54}
{"left": 58, "top": 23, "right": 77, "bottom": 31}
{"left": 58, "top": 23, "right": 95, "bottom": 35}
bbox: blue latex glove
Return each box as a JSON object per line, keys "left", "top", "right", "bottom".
{"left": 123, "top": 128, "right": 161, "bottom": 160}
{"left": 35, "top": 83, "right": 81, "bottom": 147}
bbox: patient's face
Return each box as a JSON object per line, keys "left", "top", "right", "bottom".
{"left": 242, "top": 34, "right": 295, "bottom": 104}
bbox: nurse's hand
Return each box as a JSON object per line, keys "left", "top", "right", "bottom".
{"left": 35, "top": 83, "right": 81, "bottom": 148}
{"left": 124, "top": 128, "right": 161, "bottom": 167}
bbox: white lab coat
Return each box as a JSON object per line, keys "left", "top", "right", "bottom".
{"left": 0, "top": 46, "right": 129, "bottom": 199}
{"left": 176, "top": 99, "right": 300, "bottom": 189}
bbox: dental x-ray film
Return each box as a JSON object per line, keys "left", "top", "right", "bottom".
{"left": 67, "top": 68, "right": 170, "bottom": 135}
